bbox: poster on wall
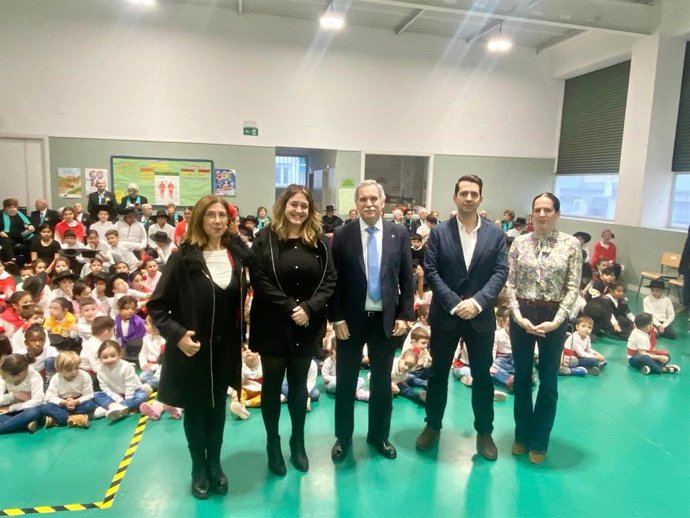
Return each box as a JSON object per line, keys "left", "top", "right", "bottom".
{"left": 154, "top": 175, "right": 181, "bottom": 206}
{"left": 57, "top": 167, "right": 83, "bottom": 198}
{"left": 214, "top": 168, "right": 236, "bottom": 197}
{"left": 85, "top": 168, "right": 108, "bottom": 194}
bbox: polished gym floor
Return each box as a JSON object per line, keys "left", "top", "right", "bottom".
{"left": 3, "top": 313, "right": 689, "bottom": 518}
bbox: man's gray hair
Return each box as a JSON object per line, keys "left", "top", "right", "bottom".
{"left": 354, "top": 179, "right": 385, "bottom": 203}
{"left": 127, "top": 183, "right": 139, "bottom": 191}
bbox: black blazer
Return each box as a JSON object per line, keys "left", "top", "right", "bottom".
{"left": 425, "top": 217, "right": 509, "bottom": 333}
{"left": 86, "top": 190, "right": 117, "bottom": 220}
{"left": 30, "top": 209, "right": 60, "bottom": 229}
{"left": 330, "top": 219, "right": 415, "bottom": 338}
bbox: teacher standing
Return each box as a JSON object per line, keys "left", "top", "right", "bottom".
{"left": 249, "top": 184, "right": 336, "bottom": 476}
{"left": 148, "top": 195, "right": 245, "bottom": 499}
{"left": 505, "top": 193, "right": 581, "bottom": 465}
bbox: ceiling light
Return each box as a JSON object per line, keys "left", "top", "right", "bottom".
{"left": 486, "top": 22, "right": 513, "bottom": 52}
{"left": 129, "top": 0, "right": 156, "bottom": 6}
{"left": 320, "top": 11, "right": 345, "bottom": 30}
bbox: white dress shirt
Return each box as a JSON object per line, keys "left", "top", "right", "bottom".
{"left": 359, "top": 218, "right": 383, "bottom": 312}
{"left": 450, "top": 214, "right": 482, "bottom": 314}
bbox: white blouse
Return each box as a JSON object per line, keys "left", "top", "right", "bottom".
{"left": 203, "top": 250, "right": 232, "bottom": 289}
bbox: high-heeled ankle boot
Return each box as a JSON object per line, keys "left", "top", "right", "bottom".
{"left": 207, "top": 459, "right": 228, "bottom": 494}
{"left": 290, "top": 435, "right": 309, "bottom": 472}
{"left": 267, "top": 435, "right": 286, "bottom": 476}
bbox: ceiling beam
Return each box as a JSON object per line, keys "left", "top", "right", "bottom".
{"left": 465, "top": 19, "right": 501, "bottom": 44}
{"left": 355, "top": 0, "right": 658, "bottom": 36}
{"left": 394, "top": 8, "right": 425, "bottom": 34}
{"left": 536, "top": 29, "right": 585, "bottom": 54}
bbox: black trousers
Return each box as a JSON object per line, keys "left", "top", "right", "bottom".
{"left": 260, "top": 354, "right": 312, "bottom": 441}
{"left": 183, "top": 391, "right": 228, "bottom": 472}
{"left": 424, "top": 320, "right": 494, "bottom": 433}
{"left": 335, "top": 312, "right": 396, "bottom": 441}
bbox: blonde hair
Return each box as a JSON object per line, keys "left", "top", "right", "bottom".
{"left": 185, "top": 195, "right": 238, "bottom": 250}
{"left": 55, "top": 350, "right": 80, "bottom": 372}
{"left": 270, "top": 185, "right": 321, "bottom": 248}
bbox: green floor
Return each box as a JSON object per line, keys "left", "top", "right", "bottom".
{"left": 3, "top": 317, "right": 689, "bottom": 518}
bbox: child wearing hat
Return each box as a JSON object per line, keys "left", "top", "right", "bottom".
{"left": 147, "top": 210, "right": 175, "bottom": 248}
{"left": 148, "top": 231, "right": 176, "bottom": 267}
{"left": 49, "top": 271, "right": 80, "bottom": 304}
{"left": 642, "top": 279, "right": 676, "bottom": 340}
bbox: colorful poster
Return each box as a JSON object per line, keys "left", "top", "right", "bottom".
{"left": 57, "top": 167, "right": 82, "bottom": 198}
{"left": 154, "top": 175, "right": 180, "bottom": 205}
{"left": 214, "top": 168, "right": 237, "bottom": 197}
{"left": 85, "top": 168, "right": 108, "bottom": 194}
{"left": 111, "top": 157, "right": 213, "bottom": 206}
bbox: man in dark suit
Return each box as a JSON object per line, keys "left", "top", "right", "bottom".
{"left": 415, "top": 174, "right": 508, "bottom": 460}
{"left": 29, "top": 198, "right": 60, "bottom": 229}
{"left": 330, "top": 180, "right": 415, "bottom": 462}
{"left": 87, "top": 179, "right": 117, "bottom": 221}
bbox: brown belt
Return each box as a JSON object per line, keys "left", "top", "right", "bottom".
{"left": 517, "top": 298, "right": 560, "bottom": 310}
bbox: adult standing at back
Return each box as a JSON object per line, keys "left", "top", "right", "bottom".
{"left": 87, "top": 179, "right": 117, "bottom": 222}
{"left": 505, "top": 193, "right": 581, "bottom": 465}
{"left": 415, "top": 175, "right": 508, "bottom": 459}
{"left": 249, "top": 184, "right": 336, "bottom": 476}
{"left": 330, "top": 179, "right": 414, "bottom": 462}
{"left": 147, "top": 195, "right": 245, "bottom": 500}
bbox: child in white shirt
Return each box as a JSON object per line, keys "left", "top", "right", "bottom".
{"left": 139, "top": 316, "right": 165, "bottom": 393}
{"left": 0, "top": 353, "right": 45, "bottom": 434}
{"left": 229, "top": 345, "right": 263, "bottom": 420}
{"left": 627, "top": 313, "right": 680, "bottom": 375}
{"left": 80, "top": 315, "right": 115, "bottom": 389}
{"left": 642, "top": 280, "right": 676, "bottom": 340}
{"left": 42, "top": 351, "right": 96, "bottom": 428}
{"left": 562, "top": 316, "right": 607, "bottom": 376}
{"left": 93, "top": 340, "right": 147, "bottom": 420}
{"left": 322, "top": 344, "right": 369, "bottom": 401}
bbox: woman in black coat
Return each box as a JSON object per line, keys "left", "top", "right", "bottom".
{"left": 249, "top": 184, "right": 336, "bottom": 475}
{"left": 148, "top": 195, "right": 246, "bottom": 500}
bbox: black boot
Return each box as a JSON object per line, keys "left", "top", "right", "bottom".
{"left": 189, "top": 447, "right": 209, "bottom": 500}
{"left": 267, "top": 435, "right": 286, "bottom": 476}
{"left": 289, "top": 435, "right": 309, "bottom": 472}
{"left": 207, "top": 459, "right": 228, "bottom": 494}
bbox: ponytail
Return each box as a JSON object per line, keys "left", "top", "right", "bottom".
{"left": 0, "top": 353, "right": 35, "bottom": 376}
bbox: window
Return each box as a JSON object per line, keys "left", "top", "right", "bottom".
{"left": 672, "top": 43, "right": 690, "bottom": 172}
{"left": 554, "top": 175, "right": 618, "bottom": 220}
{"left": 556, "top": 61, "right": 631, "bottom": 175}
{"left": 670, "top": 174, "right": 690, "bottom": 229}
{"left": 275, "top": 156, "right": 307, "bottom": 188}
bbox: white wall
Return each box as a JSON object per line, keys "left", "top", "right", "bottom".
{"left": 0, "top": 0, "right": 562, "bottom": 159}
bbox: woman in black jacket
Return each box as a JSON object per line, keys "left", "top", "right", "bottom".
{"left": 148, "top": 195, "right": 246, "bottom": 500}
{"left": 249, "top": 184, "right": 336, "bottom": 475}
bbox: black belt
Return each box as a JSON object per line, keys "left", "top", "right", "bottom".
{"left": 517, "top": 298, "right": 560, "bottom": 310}
{"left": 366, "top": 311, "right": 382, "bottom": 318}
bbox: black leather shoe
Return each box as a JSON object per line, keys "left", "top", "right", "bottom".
{"left": 366, "top": 438, "right": 397, "bottom": 459}
{"left": 191, "top": 469, "right": 210, "bottom": 500}
{"left": 290, "top": 436, "right": 309, "bottom": 472}
{"left": 267, "top": 437, "right": 286, "bottom": 476}
{"left": 331, "top": 438, "right": 352, "bottom": 462}
{"left": 207, "top": 461, "right": 228, "bottom": 494}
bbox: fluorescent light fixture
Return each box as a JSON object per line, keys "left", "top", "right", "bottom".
{"left": 486, "top": 35, "right": 513, "bottom": 52}
{"left": 320, "top": 11, "right": 345, "bottom": 30}
{"left": 129, "top": 0, "right": 156, "bottom": 7}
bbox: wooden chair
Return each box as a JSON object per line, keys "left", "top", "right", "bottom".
{"left": 636, "top": 251, "right": 681, "bottom": 298}
{"left": 669, "top": 276, "right": 684, "bottom": 304}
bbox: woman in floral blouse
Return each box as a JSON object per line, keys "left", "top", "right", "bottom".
{"left": 505, "top": 193, "right": 581, "bottom": 465}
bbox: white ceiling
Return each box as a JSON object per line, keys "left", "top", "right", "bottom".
{"left": 161, "top": 0, "right": 662, "bottom": 51}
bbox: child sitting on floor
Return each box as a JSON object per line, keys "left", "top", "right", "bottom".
{"left": 391, "top": 350, "right": 426, "bottom": 405}
{"left": 321, "top": 343, "right": 369, "bottom": 401}
{"left": 138, "top": 316, "right": 165, "bottom": 393}
{"left": 0, "top": 353, "right": 45, "bottom": 434}
{"left": 491, "top": 306, "right": 515, "bottom": 391}
{"left": 93, "top": 340, "right": 147, "bottom": 421}
{"left": 42, "top": 350, "right": 96, "bottom": 429}
{"left": 627, "top": 313, "right": 680, "bottom": 375}
{"left": 229, "top": 345, "right": 263, "bottom": 420}
{"left": 562, "top": 316, "right": 607, "bottom": 375}
{"left": 642, "top": 280, "right": 677, "bottom": 340}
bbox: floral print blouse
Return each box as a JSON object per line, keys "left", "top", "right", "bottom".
{"left": 506, "top": 230, "right": 582, "bottom": 326}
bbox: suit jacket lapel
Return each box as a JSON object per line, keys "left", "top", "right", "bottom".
{"left": 447, "top": 218, "right": 467, "bottom": 276}
{"left": 467, "top": 220, "right": 488, "bottom": 275}
{"left": 380, "top": 221, "right": 393, "bottom": 278}
{"left": 352, "top": 221, "right": 366, "bottom": 275}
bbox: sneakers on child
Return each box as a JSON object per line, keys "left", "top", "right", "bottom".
{"left": 570, "top": 367, "right": 587, "bottom": 377}
{"left": 162, "top": 404, "right": 182, "bottom": 419}
{"left": 229, "top": 401, "right": 249, "bottom": 420}
{"left": 355, "top": 388, "right": 370, "bottom": 402}
{"left": 665, "top": 364, "right": 681, "bottom": 374}
{"left": 106, "top": 403, "right": 129, "bottom": 421}
{"left": 93, "top": 407, "right": 107, "bottom": 419}
{"left": 558, "top": 366, "right": 571, "bottom": 376}
{"left": 27, "top": 421, "right": 38, "bottom": 433}
{"left": 460, "top": 375, "right": 473, "bottom": 387}
{"left": 586, "top": 367, "right": 601, "bottom": 376}
{"left": 67, "top": 414, "right": 90, "bottom": 428}
{"left": 45, "top": 416, "right": 57, "bottom": 429}
{"left": 493, "top": 390, "right": 507, "bottom": 402}
{"left": 640, "top": 366, "right": 651, "bottom": 375}
{"left": 140, "top": 402, "right": 161, "bottom": 420}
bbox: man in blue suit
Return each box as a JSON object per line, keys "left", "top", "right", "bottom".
{"left": 415, "top": 174, "right": 508, "bottom": 460}
{"left": 330, "top": 180, "right": 415, "bottom": 461}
